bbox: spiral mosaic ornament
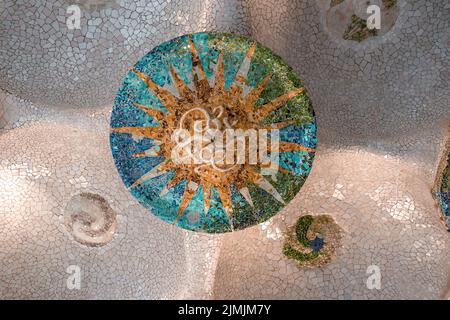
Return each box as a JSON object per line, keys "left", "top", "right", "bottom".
{"left": 110, "top": 32, "right": 317, "bottom": 233}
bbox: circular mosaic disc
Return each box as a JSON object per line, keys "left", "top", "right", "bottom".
{"left": 110, "top": 32, "right": 317, "bottom": 233}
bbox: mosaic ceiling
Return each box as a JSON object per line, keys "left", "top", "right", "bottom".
{"left": 0, "top": 0, "right": 449, "bottom": 300}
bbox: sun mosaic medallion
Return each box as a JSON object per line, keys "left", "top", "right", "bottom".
{"left": 110, "top": 32, "right": 317, "bottom": 233}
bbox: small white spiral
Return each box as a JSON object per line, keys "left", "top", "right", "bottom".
{"left": 64, "top": 193, "right": 117, "bottom": 247}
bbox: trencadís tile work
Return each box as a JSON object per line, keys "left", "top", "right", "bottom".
{"left": 110, "top": 32, "right": 316, "bottom": 232}
{"left": 0, "top": 0, "right": 449, "bottom": 300}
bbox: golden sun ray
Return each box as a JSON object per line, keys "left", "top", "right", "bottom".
{"left": 217, "top": 184, "right": 234, "bottom": 229}
{"left": 132, "top": 68, "right": 178, "bottom": 113}
{"left": 155, "top": 160, "right": 176, "bottom": 173}
{"left": 211, "top": 54, "right": 225, "bottom": 97}
{"left": 111, "top": 126, "right": 163, "bottom": 140}
{"left": 227, "top": 43, "right": 258, "bottom": 102}
{"left": 242, "top": 72, "right": 272, "bottom": 112}
{"left": 247, "top": 43, "right": 257, "bottom": 59}
{"left": 277, "top": 140, "right": 316, "bottom": 153}
{"left": 201, "top": 180, "right": 213, "bottom": 215}
{"left": 160, "top": 169, "right": 190, "bottom": 197}
{"left": 132, "top": 102, "right": 168, "bottom": 124}
{"left": 132, "top": 146, "right": 160, "bottom": 158}
{"left": 260, "top": 120, "right": 295, "bottom": 130}
{"left": 188, "top": 36, "right": 210, "bottom": 99}
{"left": 274, "top": 166, "right": 292, "bottom": 176}
{"left": 218, "top": 184, "right": 233, "bottom": 214}
{"left": 168, "top": 65, "right": 195, "bottom": 102}
{"left": 132, "top": 152, "right": 147, "bottom": 158}
{"left": 174, "top": 180, "right": 199, "bottom": 224}
{"left": 254, "top": 87, "right": 305, "bottom": 122}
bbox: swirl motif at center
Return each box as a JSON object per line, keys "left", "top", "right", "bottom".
{"left": 175, "top": 105, "right": 240, "bottom": 174}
